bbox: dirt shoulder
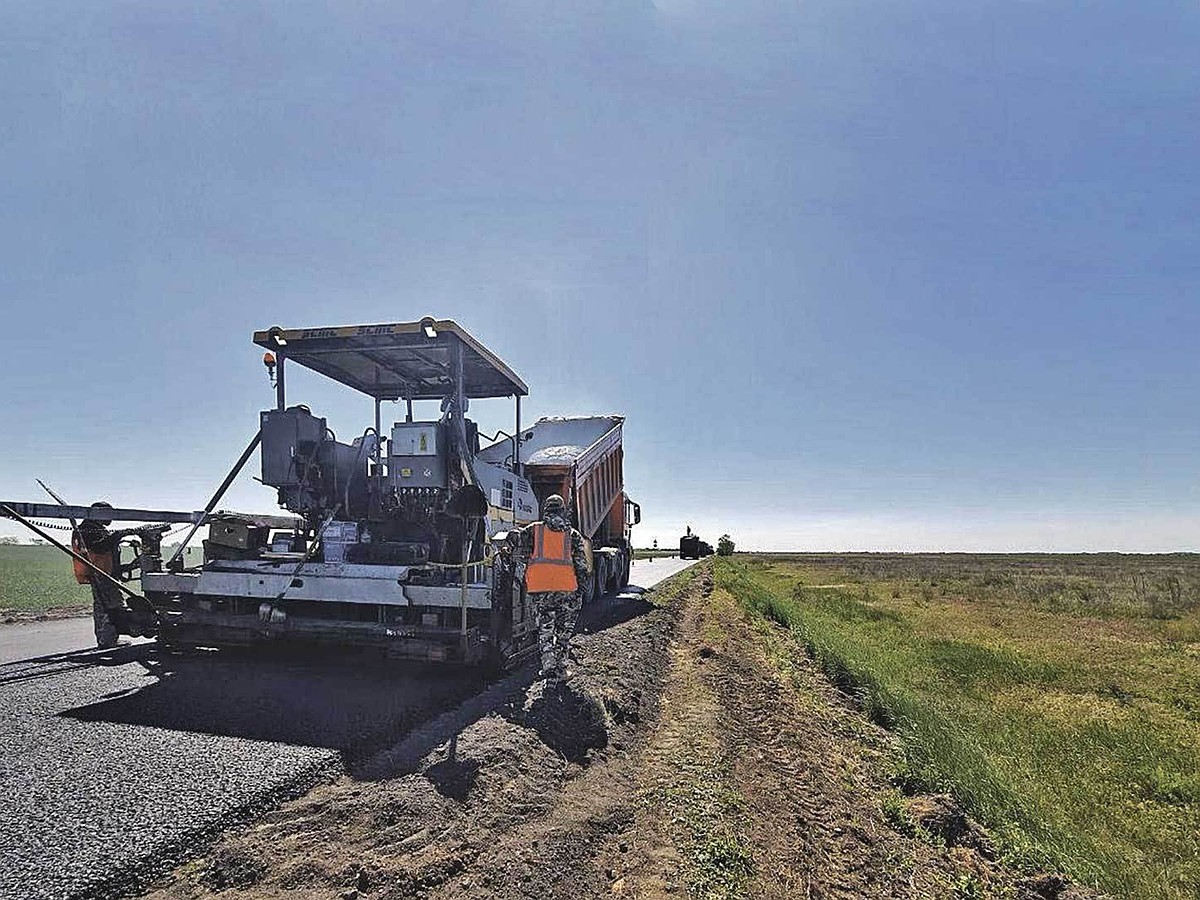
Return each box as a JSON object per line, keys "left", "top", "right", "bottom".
{"left": 591, "top": 570, "right": 1036, "bottom": 899}
{"left": 147, "top": 564, "right": 1047, "bottom": 900}
{"left": 1, "top": 604, "right": 89, "bottom": 624}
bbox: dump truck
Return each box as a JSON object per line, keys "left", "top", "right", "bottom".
{"left": 478, "top": 414, "right": 638, "bottom": 602}
{"left": 1, "top": 318, "right": 640, "bottom": 667}
{"left": 679, "top": 527, "right": 714, "bottom": 560}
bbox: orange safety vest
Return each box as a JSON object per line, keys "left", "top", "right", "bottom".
{"left": 71, "top": 534, "right": 113, "bottom": 585}
{"left": 525, "top": 523, "right": 578, "bottom": 593}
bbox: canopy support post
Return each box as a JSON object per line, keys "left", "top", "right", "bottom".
{"left": 374, "top": 396, "right": 383, "bottom": 510}
{"left": 514, "top": 395, "right": 522, "bottom": 477}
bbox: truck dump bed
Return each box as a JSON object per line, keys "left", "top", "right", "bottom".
{"left": 479, "top": 415, "right": 625, "bottom": 541}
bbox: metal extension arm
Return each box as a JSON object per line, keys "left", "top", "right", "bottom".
{"left": 0, "top": 502, "right": 201, "bottom": 524}
{"left": 165, "top": 430, "right": 263, "bottom": 568}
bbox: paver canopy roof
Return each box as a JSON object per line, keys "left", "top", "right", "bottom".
{"left": 252, "top": 319, "right": 528, "bottom": 400}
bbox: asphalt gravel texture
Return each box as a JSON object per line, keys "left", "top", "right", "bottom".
{"left": 0, "top": 556, "right": 695, "bottom": 900}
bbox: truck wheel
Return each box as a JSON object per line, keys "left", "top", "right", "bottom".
{"left": 620, "top": 557, "right": 631, "bottom": 589}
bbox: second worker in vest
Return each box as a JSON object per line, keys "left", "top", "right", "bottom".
{"left": 517, "top": 494, "right": 590, "bottom": 682}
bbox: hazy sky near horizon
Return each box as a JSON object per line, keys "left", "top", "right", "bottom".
{"left": 2, "top": 2, "right": 1198, "bottom": 551}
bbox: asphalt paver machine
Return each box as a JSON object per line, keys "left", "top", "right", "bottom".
{"left": 2, "top": 318, "right": 639, "bottom": 667}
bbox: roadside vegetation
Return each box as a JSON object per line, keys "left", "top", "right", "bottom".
{"left": 0, "top": 543, "right": 203, "bottom": 617}
{"left": 0, "top": 544, "right": 91, "bottom": 616}
{"left": 716, "top": 553, "right": 1200, "bottom": 900}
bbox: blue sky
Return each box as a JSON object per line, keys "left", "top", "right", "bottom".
{"left": 1, "top": 1, "right": 1198, "bottom": 551}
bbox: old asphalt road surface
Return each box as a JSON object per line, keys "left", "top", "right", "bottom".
{"left": 0, "top": 556, "right": 695, "bottom": 900}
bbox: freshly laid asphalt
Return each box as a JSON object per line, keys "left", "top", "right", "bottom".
{"left": 0, "top": 556, "right": 696, "bottom": 900}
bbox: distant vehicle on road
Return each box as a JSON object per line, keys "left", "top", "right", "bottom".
{"left": 679, "top": 526, "right": 714, "bottom": 560}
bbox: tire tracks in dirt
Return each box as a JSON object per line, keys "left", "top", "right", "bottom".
{"left": 594, "top": 569, "right": 980, "bottom": 899}
{"left": 671, "top": 584, "right": 963, "bottom": 898}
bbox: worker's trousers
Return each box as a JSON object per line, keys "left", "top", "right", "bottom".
{"left": 90, "top": 578, "right": 122, "bottom": 649}
{"left": 532, "top": 591, "right": 581, "bottom": 679}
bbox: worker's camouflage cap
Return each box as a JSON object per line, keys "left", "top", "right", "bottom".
{"left": 543, "top": 494, "right": 566, "bottom": 513}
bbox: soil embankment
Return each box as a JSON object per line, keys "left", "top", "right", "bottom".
{"left": 149, "top": 564, "right": 1073, "bottom": 899}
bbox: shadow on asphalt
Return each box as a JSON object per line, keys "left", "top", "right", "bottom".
{"left": 0, "top": 642, "right": 150, "bottom": 686}
{"left": 5, "top": 587, "right": 657, "bottom": 771}
{"left": 56, "top": 647, "right": 487, "bottom": 767}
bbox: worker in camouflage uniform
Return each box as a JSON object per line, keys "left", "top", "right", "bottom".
{"left": 517, "top": 494, "right": 590, "bottom": 681}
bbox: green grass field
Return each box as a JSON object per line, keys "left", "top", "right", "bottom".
{"left": 0, "top": 544, "right": 93, "bottom": 614}
{"left": 716, "top": 553, "right": 1200, "bottom": 900}
{"left": 0, "top": 543, "right": 203, "bottom": 617}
